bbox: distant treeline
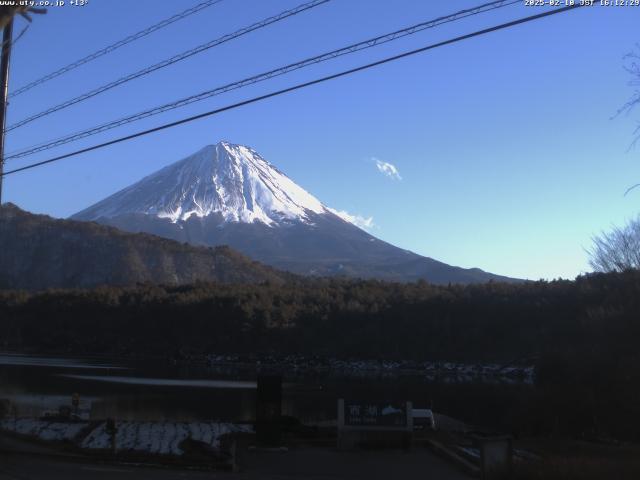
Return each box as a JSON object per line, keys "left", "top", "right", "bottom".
{"left": 1, "top": 271, "right": 638, "bottom": 361}
{"left": 2, "top": 271, "right": 640, "bottom": 439}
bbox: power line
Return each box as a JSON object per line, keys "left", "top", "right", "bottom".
{"left": 6, "top": 0, "right": 520, "bottom": 161}
{"left": 1, "top": 3, "right": 584, "bottom": 178}
{"left": 6, "top": 4, "right": 585, "bottom": 177}
{"left": 9, "top": 0, "right": 225, "bottom": 98}
{"left": 5, "top": 0, "right": 330, "bottom": 133}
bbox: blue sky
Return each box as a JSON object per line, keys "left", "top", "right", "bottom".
{"left": 2, "top": 0, "right": 640, "bottom": 280}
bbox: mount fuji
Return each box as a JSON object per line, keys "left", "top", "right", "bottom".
{"left": 72, "top": 141, "right": 515, "bottom": 284}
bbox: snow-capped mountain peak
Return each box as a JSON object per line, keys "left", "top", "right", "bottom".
{"left": 71, "top": 141, "right": 517, "bottom": 284}
{"left": 74, "top": 141, "right": 329, "bottom": 226}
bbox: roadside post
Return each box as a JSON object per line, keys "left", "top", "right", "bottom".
{"left": 71, "top": 392, "right": 79, "bottom": 417}
{"left": 255, "top": 374, "right": 283, "bottom": 447}
{"left": 470, "top": 434, "right": 513, "bottom": 480}
{"left": 337, "top": 399, "right": 413, "bottom": 450}
{"left": 106, "top": 418, "right": 118, "bottom": 455}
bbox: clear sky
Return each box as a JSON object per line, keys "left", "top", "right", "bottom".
{"left": 2, "top": 0, "right": 639, "bottom": 280}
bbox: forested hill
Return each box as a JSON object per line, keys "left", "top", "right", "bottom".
{"left": 2, "top": 267, "right": 640, "bottom": 440}
{"left": 0, "top": 203, "right": 289, "bottom": 290}
{"left": 2, "top": 270, "right": 639, "bottom": 365}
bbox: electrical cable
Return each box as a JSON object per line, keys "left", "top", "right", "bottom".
{"left": 9, "top": 0, "right": 226, "bottom": 98}
{"left": 5, "top": 0, "right": 519, "bottom": 160}
{"left": 5, "top": 0, "right": 331, "bottom": 132}
{"left": 1, "top": 4, "right": 584, "bottom": 178}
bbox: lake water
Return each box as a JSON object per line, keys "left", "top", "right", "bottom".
{"left": 0, "top": 353, "right": 534, "bottom": 428}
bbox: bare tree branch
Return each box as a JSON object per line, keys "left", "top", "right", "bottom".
{"left": 588, "top": 216, "right": 640, "bottom": 272}
{"left": 618, "top": 45, "right": 640, "bottom": 118}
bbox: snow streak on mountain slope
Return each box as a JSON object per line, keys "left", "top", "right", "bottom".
{"left": 74, "top": 142, "right": 328, "bottom": 226}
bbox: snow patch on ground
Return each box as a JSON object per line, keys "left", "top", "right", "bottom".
{"left": 0, "top": 418, "right": 87, "bottom": 441}
{"left": 80, "top": 421, "right": 252, "bottom": 455}
{"left": 1, "top": 418, "right": 252, "bottom": 456}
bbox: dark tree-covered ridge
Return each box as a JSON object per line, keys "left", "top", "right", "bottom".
{"left": 2, "top": 270, "right": 640, "bottom": 439}
{"left": 0, "top": 203, "right": 291, "bottom": 290}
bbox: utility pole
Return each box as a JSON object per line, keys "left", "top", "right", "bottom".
{"left": 0, "top": 17, "right": 13, "bottom": 205}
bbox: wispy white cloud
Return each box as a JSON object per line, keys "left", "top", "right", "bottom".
{"left": 328, "top": 208, "right": 375, "bottom": 230}
{"left": 373, "top": 157, "right": 402, "bottom": 180}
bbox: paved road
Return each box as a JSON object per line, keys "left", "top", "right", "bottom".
{"left": 0, "top": 455, "right": 220, "bottom": 480}
{"left": 0, "top": 447, "right": 470, "bottom": 480}
{"left": 243, "top": 448, "right": 472, "bottom": 480}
